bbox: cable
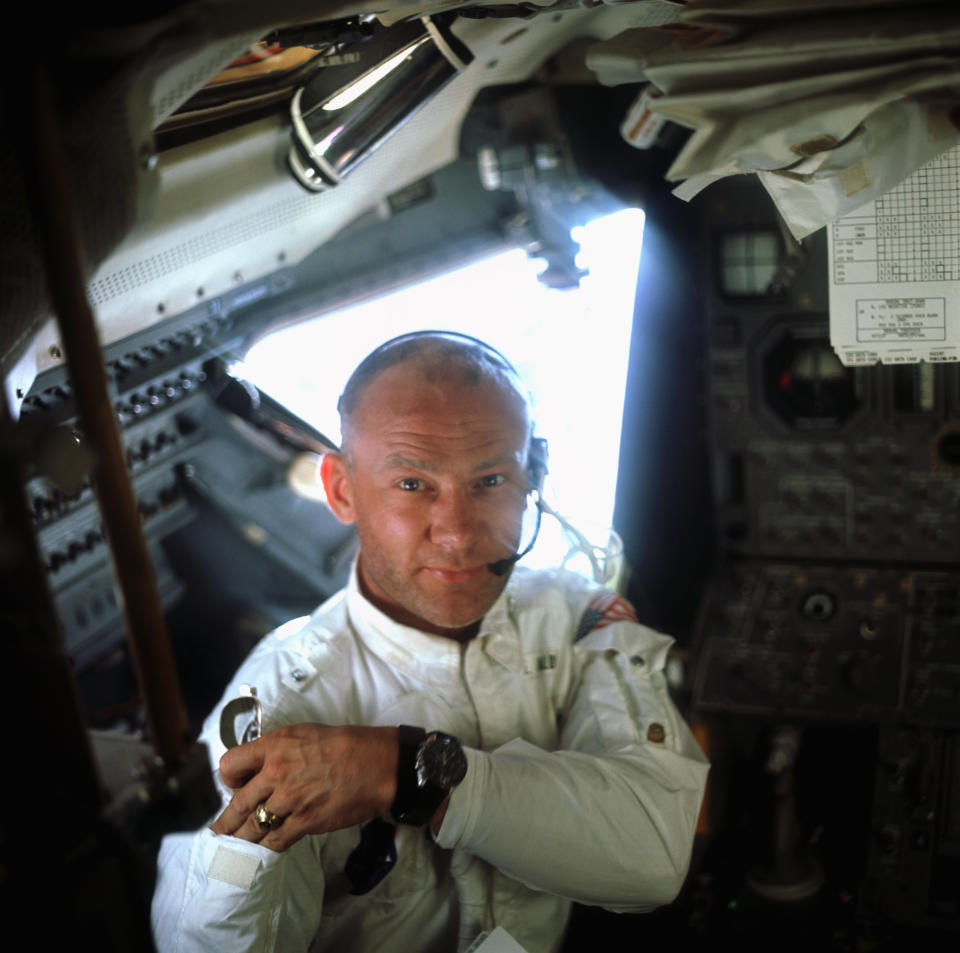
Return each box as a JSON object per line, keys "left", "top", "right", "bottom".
{"left": 538, "top": 496, "right": 624, "bottom": 589}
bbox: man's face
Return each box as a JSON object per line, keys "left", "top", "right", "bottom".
{"left": 322, "top": 362, "right": 530, "bottom": 639}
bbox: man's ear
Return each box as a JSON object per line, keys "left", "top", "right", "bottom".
{"left": 320, "top": 452, "right": 357, "bottom": 525}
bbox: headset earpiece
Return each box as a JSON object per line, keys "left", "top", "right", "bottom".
{"left": 527, "top": 436, "right": 549, "bottom": 497}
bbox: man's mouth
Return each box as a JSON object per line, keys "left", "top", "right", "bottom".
{"left": 424, "top": 566, "right": 486, "bottom": 584}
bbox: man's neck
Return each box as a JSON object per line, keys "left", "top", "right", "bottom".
{"left": 356, "top": 565, "right": 481, "bottom": 643}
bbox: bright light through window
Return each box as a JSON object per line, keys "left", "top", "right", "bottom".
{"left": 236, "top": 207, "right": 644, "bottom": 577}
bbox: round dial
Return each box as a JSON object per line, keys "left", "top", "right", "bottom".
{"left": 416, "top": 732, "right": 467, "bottom": 789}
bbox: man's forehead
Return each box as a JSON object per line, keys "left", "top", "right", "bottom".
{"left": 351, "top": 360, "right": 531, "bottom": 432}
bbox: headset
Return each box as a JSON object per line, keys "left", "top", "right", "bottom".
{"left": 340, "top": 330, "right": 548, "bottom": 576}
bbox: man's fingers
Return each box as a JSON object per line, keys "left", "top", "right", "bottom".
{"left": 219, "top": 736, "right": 266, "bottom": 788}
{"left": 229, "top": 799, "right": 293, "bottom": 845}
{"left": 257, "top": 816, "right": 301, "bottom": 852}
{"left": 211, "top": 731, "right": 300, "bottom": 843}
{"left": 209, "top": 799, "right": 246, "bottom": 837}
{"left": 210, "top": 777, "right": 275, "bottom": 837}
{"left": 208, "top": 723, "right": 396, "bottom": 851}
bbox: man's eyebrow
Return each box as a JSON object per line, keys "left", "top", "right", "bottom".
{"left": 382, "top": 453, "right": 438, "bottom": 472}
{"left": 471, "top": 452, "right": 521, "bottom": 473}
{"left": 380, "top": 451, "right": 521, "bottom": 473}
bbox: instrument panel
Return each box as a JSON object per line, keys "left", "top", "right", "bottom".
{"left": 18, "top": 284, "right": 353, "bottom": 718}
{"left": 691, "top": 179, "right": 960, "bottom": 938}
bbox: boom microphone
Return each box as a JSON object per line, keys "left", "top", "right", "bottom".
{"left": 487, "top": 501, "right": 543, "bottom": 576}
{"left": 487, "top": 554, "right": 519, "bottom": 577}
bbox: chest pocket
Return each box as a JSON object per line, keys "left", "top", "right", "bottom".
{"left": 518, "top": 649, "right": 573, "bottom": 748}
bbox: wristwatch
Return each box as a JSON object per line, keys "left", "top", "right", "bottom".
{"left": 390, "top": 725, "right": 467, "bottom": 826}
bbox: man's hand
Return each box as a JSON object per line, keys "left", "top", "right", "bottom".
{"left": 210, "top": 724, "right": 399, "bottom": 851}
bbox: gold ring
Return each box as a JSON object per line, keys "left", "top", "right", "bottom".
{"left": 254, "top": 801, "right": 284, "bottom": 831}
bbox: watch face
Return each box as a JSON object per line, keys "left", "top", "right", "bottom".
{"left": 417, "top": 733, "right": 467, "bottom": 789}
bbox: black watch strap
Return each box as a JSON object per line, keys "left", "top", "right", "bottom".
{"left": 390, "top": 725, "right": 452, "bottom": 827}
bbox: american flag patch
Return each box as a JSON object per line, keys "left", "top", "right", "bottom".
{"left": 574, "top": 592, "right": 638, "bottom": 641}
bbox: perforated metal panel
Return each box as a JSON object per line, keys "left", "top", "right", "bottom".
{"left": 9, "top": 4, "right": 649, "bottom": 406}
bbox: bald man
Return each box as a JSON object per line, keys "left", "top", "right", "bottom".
{"left": 152, "top": 333, "right": 708, "bottom": 953}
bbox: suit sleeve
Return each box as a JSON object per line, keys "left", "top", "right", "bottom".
{"left": 151, "top": 821, "right": 325, "bottom": 952}
{"left": 151, "top": 635, "right": 331, "bottom": 953}
{"left": 433, "top": 620, "right": 708, "bottom": 912}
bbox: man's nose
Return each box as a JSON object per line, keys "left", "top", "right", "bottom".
{"left": 429, "top": 489, "right": 480, "bottom": 552}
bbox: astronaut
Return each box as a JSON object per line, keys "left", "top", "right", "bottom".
{"left": 152, "top": 331, "right": 708, "bottom": 952}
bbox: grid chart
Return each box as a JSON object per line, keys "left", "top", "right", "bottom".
{"left": 832, "top": 148, "right": 960, "bottom": 285}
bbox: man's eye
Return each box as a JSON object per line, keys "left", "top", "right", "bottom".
{"left": 397, "top": 478, "right": 425, "bottom": 491}
{"left": 479, "top": 474, "right": 506, "bottom": 488}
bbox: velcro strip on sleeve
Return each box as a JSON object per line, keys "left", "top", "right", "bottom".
{"left": 208, "top": 844, "right": 261, "bottom": 889}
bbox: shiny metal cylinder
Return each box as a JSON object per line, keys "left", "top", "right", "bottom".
{"left": 289, "top": 17, "right": 472, "bottom": 192}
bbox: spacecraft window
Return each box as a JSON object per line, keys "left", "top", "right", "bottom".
{"left": 234, "top": 208, "right": 644, "bottom": 575}
{"left": 719, "top": 228, "right": 782, "bottom": 297}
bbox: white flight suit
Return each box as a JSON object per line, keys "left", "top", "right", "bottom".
{"left": 152, "top": 566, "right": 709, "bottom": 953}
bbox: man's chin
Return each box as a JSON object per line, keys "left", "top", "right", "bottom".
{"left": 358, "top": 558, "right": 508, "bottom": 637}
{"left": 417, "top": 588, "right": 507, "bottom": 636}
{"left": 419, "top": 604, "right": 487, "bottom": 634}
